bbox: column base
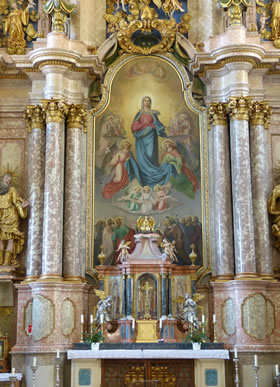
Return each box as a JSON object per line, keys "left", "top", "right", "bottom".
{"left": 213, "top": 274, "right": 234, "bottom": 282}
{"left": 258, "top": 273, "right": 277, "bottom": 282}
{"left": 63, "top": 275, "right": 84, "bottom": 283}
{"left": 38, "top": 274, "right": 63, "bottom": 282}
{"left": 234, "top": 272, "right": 260, "bottom": 280}
{"left": 21, "top": 276, "right": 39, "bottom": 284}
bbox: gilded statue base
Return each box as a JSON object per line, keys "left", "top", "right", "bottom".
{"left": 274, "top": 39, "right": 280, "bottom": 49}
{"left": 136, "top": 320, "right": 158, "bottom": 343}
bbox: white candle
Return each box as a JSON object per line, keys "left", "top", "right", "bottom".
{"left": 56, "top": 349, "right": 60, "bottom": 359}
{"left": 234, "top": 348, "right": 238, "bottom": 359}
{"left": 90, "top": 314, "right": 93, "bottom": 324}
{"left": 132, "top": 319, "right": 135, "bottom": 330}
{"left": 11, "top": 368, "right": 15, "bottom": 376}
{"left": 159, "top": 319, "right": 162, "bottom": 329}
{"left": 190, "top": 315, "right": 193, "bottom": 323}
{"left": 100, "top": 314, "right": 104, "bottom": 324}
{"left": 275, "top": 364, "right": 279, "bottom": 376}
{"left": 81, "top": 314, "right": 84, "bottom": 324}
{"left": 33, "top": 357, "right": 36, "bottom": 367}
{"left": 213, "top": 314, "right": 216, "bottom": 323}
{"left": 202, "top": 315, "right": 205, "bottom": 323}
{"left": 254, "top": 355, "right": 258, "bottom": 367}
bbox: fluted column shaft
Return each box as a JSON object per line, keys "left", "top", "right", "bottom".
{"left": 249, "top": 102, "right": 273, "bottom": 278}
{"left": 208, "top": 103, "right": 234, "bottom": 279}
{"left": 63, "top": 105, "right": 86, "bottom": 281}
{"left": 228, "top": 97, "right": 257, "bottom": 278}
{"left": 25, "top": 106, "right": 46, "bottom": 280}
{"left": 41, "top": 100, "right": 66, "bottom": 280}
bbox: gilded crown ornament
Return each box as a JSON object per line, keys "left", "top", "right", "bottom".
{"left": 137, "top": 216, "right": 155, "bottom": 233}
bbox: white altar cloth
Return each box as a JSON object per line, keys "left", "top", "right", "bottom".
{"left": 67, "top": 349, "right": 229, "bottom": 360}
{"left": 0, "top": 373, "right": 23, "bottom": 381}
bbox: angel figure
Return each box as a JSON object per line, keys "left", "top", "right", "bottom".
{"left": 161, "top": 238, "right": 178, "bottom": 263}
{"left": 94, "top": 289, "right": 113, "bottom": 327}
{"left": 116, "top": 240, "right": 131, "bottom": 263}
{"left": 181, "top": 293, "right": 204, "bottom": 329}
{"left": 162, "top": 0, "right": 184, "bottom": 17}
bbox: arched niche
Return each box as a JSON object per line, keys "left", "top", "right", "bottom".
{"left": 136, "top": 273, "right": 158, "bottom": 320}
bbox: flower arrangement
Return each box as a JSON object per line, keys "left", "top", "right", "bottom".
{"left": 83, "top": 328, "right": 104, "bottom": 344}
{"left": 185, "top": 327, "right": 208, "bottom": 344}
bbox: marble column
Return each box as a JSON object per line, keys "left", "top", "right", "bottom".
{"left": 122, "top": 273, "right": 126, "bottom": 317}
{"left": 64, "top": 105, "right": 86, "bottom": 281}
{"left": 168, "top": 272, "right": 172, "bottom": 316}
{"left": 126, "top": 274, "right": 133, "bottom": 317}
{"left": 25, "top": 105, "right": 46, "bottom": 281}
{"left": 249, "top": 102, "right": 273, "bottom": 279}
{"left": 228, "top": 97, "right": 257, "bottom": 278}
{"left": 208, "top": 103, "right": 234, "bottom": 280}
{"left": 40, "top": 100, "right": 67, "bottom": 281}
{"left": 161, "top": 273, "right": 167, "bottom": 317}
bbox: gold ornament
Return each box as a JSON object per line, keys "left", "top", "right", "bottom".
{"left": 4, "top": 0, "right": 35, "bottom": 55}
{"left": 268, "top": 184, "right": 280, "bottom": 250}
{"left": 248, "top": 101, "right": 271, "bottom": 128}
{"left": 137, "top": 216, "right": 155, "bottom": 233}
{"left": 219, "top": 0, "right": 251, "bottom": 26}
{"left": 227, "top": 96, "right": 251, "bottom": 121}
{"left": 208, "top": 102, "right": 228, "bottom": 128}
{"left": 66, "top": 104, "right": 87, "bottom": 130}
{"left": 43, "top": 0, "right": 76, "bottom": 32}
{"left": 41, "top": 99, "right": 68, "bottom": 123}
{"left": 25, "top": 105, "right": 46, "bottom": 131}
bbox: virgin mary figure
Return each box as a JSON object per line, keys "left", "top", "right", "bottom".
{"left": 126, "top": 96, "right": 174, "bottom": 187}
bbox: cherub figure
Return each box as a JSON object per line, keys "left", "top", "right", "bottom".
{"left": 161, "top": 238, "right": 178, "bottom": 263}
{"left": 162, "top": 0, "right": 184, "bottom": 17}
{"left": 116, "top": 240, "right": 131, "bottom": 263}
{"left": 95, "top": 289, "right": 113, "bottom": 327}
{"left": 259, "top": 11, "right": 269, "bottom": 37}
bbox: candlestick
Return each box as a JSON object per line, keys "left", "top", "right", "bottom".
{"left": 252, "top": 365, "right": 260, "bottom": 387}
{"left": 9, "top": 376, "right": 17, "bottom": 387}
{"left": 213, "top": 321, "right": 217, "bottom": 343}
{"left": 31, "top": 365, "right": 38, "bottom": 387}
{"left": 275, "top": 374, "right": 280, "bottom": 387}
{"left": 80, "top": 321, "right": 84, "bottom": 343}
{"left": 56, "top": 357, "right": 60, "bottom": 387}
{"left": 233, "top": 357, "right": 240, "bottom": 387}
{"left": 234, "top": 348, "right": 238, "bottom": 359}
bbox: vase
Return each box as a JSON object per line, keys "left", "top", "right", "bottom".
{"left": 91, "top": 343, "right": 100, "bottom": 350}
{"left": 192, "top": 342, "right": 201, "bottom": 350}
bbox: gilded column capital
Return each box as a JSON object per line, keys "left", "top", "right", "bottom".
{"left": 66, "top": 104, "right": 87, "bottom": 131}
{"left": 208, "top": 102, "right": 228, "bottom": 129}
{"left": 248, "top": 101, "right": 271, "bottom": 129}
{"left": 227, "top": 96, "right": 251, "bottom": 121}
{"left": 25, "top": 105, "right": 46, "bottom": 132}
{"left": 41, "top": 99, "right": 67, "bottom": 124}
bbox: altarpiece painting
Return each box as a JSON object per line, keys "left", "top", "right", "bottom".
{"left": 88, "top": 55, "right": 207, "bottom": 275}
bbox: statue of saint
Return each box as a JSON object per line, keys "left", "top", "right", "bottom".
{"left": 0, "top": 173, "right": 29, "bottom": 267}
{"left": 4, "top": 1, "right": 34, "bottom": 54}
{"left": 272, "top": 0, "right": 280, "bottom": 40}
{"left": 268, "top": 183, "right": 280, "bottom": 249}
